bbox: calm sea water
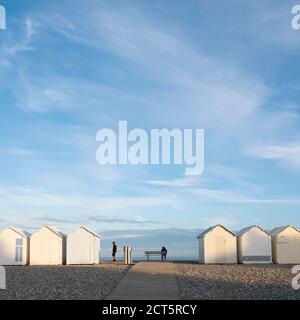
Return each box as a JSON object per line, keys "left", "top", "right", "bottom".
{"left": 101, "top": 256, "right": 197, "bottom": 262}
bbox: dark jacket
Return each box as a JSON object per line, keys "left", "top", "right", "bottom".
{"left": 112, "top": 244, "right": 117, "bottom": 255}
{"left": 161, "top": 247, "right": 167, "bottom": 255}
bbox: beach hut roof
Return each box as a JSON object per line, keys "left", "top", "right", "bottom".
{"left": 71, "top": 226, "right": 102, "bottom": 239}
{"left": 5, "top": 227, "right": 31, "bottom": 238}
{"left": 270, "top": 225, "right": 299, "bottom": 237}
{"left": 237, "top": 225, "right": 269, "bottom": 237}
{"left": 42, "top": 225, "right": 67, "bottom": 238}
{"left": 197, "top": 224, "right": 236, "bottom": 239}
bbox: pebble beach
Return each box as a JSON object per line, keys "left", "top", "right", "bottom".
{"left": 0, "top": 263, "right": 130, "bottom": 300}
{"left": 0, "top": 262, "right": 300, "bottom": 300}
{"left": 175, "top": 263, "right": 300, "bottom": 300}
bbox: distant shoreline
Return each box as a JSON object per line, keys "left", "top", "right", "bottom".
{"left": 100, "top": 256, "right": 198, "bottom": 262}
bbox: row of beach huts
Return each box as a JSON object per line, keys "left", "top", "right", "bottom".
{"left": 0, "top": 225, "right": 102, "bottom": 266}
{"left": 0, "top": 224, "right": 300, "bottom": 266}
{"left": 198, "top": 225, "right": 300, "bottom": 264}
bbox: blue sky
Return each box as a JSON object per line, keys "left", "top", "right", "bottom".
{"left": 0, "top": 0, "right": 300, "bottom": 257}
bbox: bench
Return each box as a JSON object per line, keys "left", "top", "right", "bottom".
{"left": 145, "top": 251, "right": 162, "bottom": 261}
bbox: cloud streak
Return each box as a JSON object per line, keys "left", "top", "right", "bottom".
{"left": 0, "top": 1, "right": 300, "bottom": 253}
{"left": 0, "top": 185, "right": 180, "bottom": 211}
{"left": 247, "top": 142, "right": 300, "bottom": 169}
{"left": 189, "top": 187, "right": 300, "bottom": 204}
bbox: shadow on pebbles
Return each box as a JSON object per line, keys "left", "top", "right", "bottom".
{"left": 0, "top": 263, "right": 130, "bottom": 300}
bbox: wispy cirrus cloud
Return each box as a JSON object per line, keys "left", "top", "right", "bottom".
{"left": 146, "top": 176, "right": 202, "bottom": 188}
{"left": 17, "top": 74, "right": 78, "bottom": 112}
{"left": 0, "top": 185, "right": 180, "bottom": 211}
{"left": 189, "top": 187, "right": 300, "bottom": 204}
{"left": 0, "top": 1, "right": 300, "bottom": 248}
{"left": 197, "top": 215, "right": 237, "bottom": 229}
{"left": 246, "top": 142, "right": 300, "bottom": 169}
{"left": 0, "top": 17, "right": 37, "bottom": 68}
{"left": 0, "top": 185, "right": 178, "bottom": 232}
{"left": 86, "top": 215, "right": 166, "bottom": 227}
{"left": 23, "top": 5, "right": 270, "bottom": 130}
{"left": 247, "top": 2, "right": 300, "bottom": 48}
{"left": 0, "top": 146, "right": 34, "bottom": 157}
{"left": 31, "top": 215, "right": 166, "bottom": 228}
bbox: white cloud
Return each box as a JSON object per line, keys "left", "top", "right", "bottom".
{"left": 1, "top": 146, "right": 34, "bottom": 157}
{"left": 189, "top": 187, "right": 300, "bottom": 204}
{"left": 0, "top": 17, "right": 37, "bottom": 69}
{"left": 28, "top": 6, "right": 270, "bottom": 130}
{"left": 248, "top": 3, "right": 300, "bottom": 48}
{"left": 197, "top": 215, "right": 237, "bottom": 228}
{"left": 25, "top": 17, "right": 38, "bottom": 39}
{"left": 247, "top": 142, "right": 300, "bottom": 169}
{"left": 103, "top": 233, "right": 145, "bottom": 239}
{"left": 0, "top": 184, "right": 182, "bottom": 232}
{"left": 93, "top": 9, "right": 269, "bottom": 130}
{"left": 17, "top": 74, "right": 78, "bottom": 112}
{"left": 146, "top": 176, "right": 201, "bottom": 187}
{"left": 0, "top": 185, "right": 179, "bottom": 209}
{"left": 0, "top": 2, "right": 299, "bottom": 237}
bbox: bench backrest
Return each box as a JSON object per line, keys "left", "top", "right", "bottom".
{"left": 145, "top": 251, "right": 161, "bottom": 255}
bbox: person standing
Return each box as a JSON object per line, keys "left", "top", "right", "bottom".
{"left": 161, "top": 246, "right": 167, "bottom": 261}
{"left": 112, "top": 242, "right": 117, "bottom": 262}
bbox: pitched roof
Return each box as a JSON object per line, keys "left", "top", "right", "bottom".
{"left": 6, "top": 227, "right": 30, "bottom": 238}
{"left": 71, "top": 226, "right": 102, "bottom": 239}
{"left": 237, "top": 225, "right": 269, "bottom": 237}
{"left": 41, "top": 225, "right": 67, "bottom": 238}
{"left": 270, "top": 225, "right": 299, "bottom": 237}
{"left": 197, "top": 224, "right": 236, "bottom": 239}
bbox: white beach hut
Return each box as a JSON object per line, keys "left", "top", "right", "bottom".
{"left": 0, "top": 227, "right": 30, "bottom": 266}
{"left": 237, "top": 225, "right": 272, "bottom": 264}
{"left": 67, "top": 226, "right": 102, "bottom": 265}
{"left": 30, "top": 225, "right": 66, "bottom": 265}
{"left": 271, "top": 225, "right": 300, "bottom": 264}
{"left": 197, "top": 225, "right": 237, "bottom": 264}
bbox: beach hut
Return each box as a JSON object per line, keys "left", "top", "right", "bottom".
{"left": 0, "top": 227, "right": 30, "bottom": 265}
{"left": 30, "top": 225, "right": 66, "bottom": 265}
{"left": 271, "top": 226, "right": 300, "bottom": 264}
{"left": 197, "top": 225, "right": 237, "bottom": 264}
{"left": 237, "top": 226, "right": 272, "bottom": 264}
{"left": 67, "top": 226, "right": 102, "bottom": 265}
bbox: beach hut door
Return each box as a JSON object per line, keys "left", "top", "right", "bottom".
{"left": 15, "top": 239, "right": 23, "bottom": 262}
{"left": 49, "top": 239, "right": 60, "bottom": 264}
{"left": 215, "top": 237, "right": 226, "bottom": 263}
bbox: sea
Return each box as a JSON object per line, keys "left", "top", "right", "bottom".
{"left": 101, "top": 256, "right": 197, "bottom": 262}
